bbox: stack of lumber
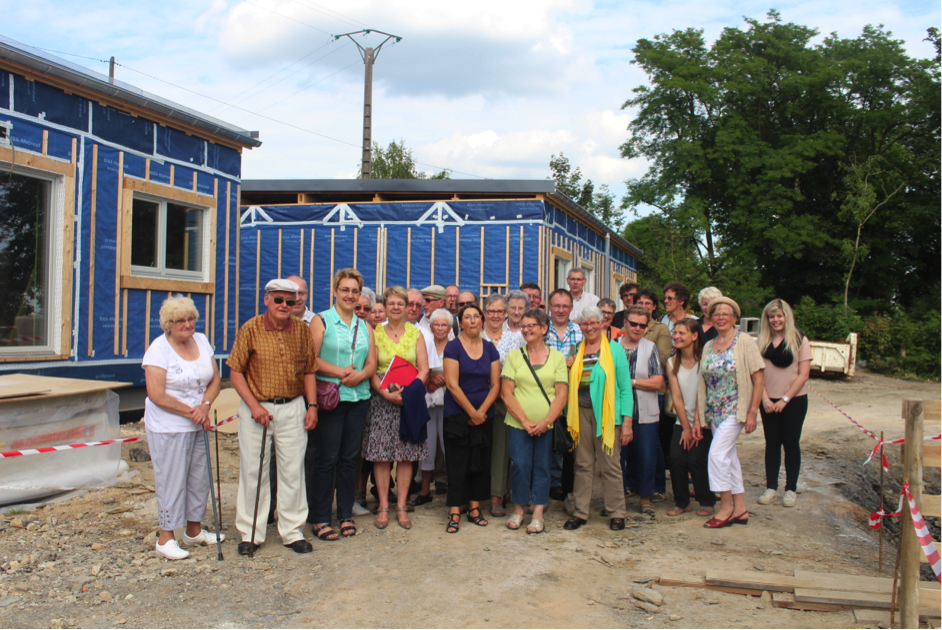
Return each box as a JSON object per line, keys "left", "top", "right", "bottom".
{"left": 659, "top": 570, "right": 941, "bottom": 617}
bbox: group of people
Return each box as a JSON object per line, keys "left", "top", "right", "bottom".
{"left": 141, "top": 267, "right": 812, "bottom": 558}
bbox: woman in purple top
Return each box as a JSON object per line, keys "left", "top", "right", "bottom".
{"left": 442, "top": 304, "right": 501, "bottom": 533}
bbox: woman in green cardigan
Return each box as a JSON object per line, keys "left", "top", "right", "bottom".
{"left": 563, "top": 306, "right": 635, "bottom": 532}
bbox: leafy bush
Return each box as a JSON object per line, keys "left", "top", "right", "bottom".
{"left": 792, "top": 297, "right": 862, "bottom": 342}
{"left": 861, "top": 308, "right": 941, "bottom": 380}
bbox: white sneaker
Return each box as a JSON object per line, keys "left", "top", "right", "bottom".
{"left": 155, "top": 539, "right": 190, "bottom": 560}
{"left": 783, "top": 490, "right": 797, "bottom": 507}
{"left": 351, "top": 501, "right": 370, "bottom": 516}
{"left": 182, "top": 529, "right": 225, "bottom": 546}
{"left": 563, "top": 493, "right": 576, "bottom": 516}
{"left": 757, "top": 488, "right": 777, "bottom": 505}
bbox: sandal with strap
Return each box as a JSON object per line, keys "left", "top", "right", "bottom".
{"left": 640, "top": 502, "right": 655, "bottom": 516}
{"left": 313, "top": 523, "right": 339, "bottom": 541}
{"left": 396, "top": 507, "right": 412, "bottom": 530}
{"left": 374, "top": 507, "right": 389, "bottom": 530}
{"left": 466, "top": 507, "right": 488, "bottom": 527}
{"left": 506, "top": 513, "right": 523, "bottom": 530}
{"left": 446, "top": 513, "right": 460, "bottom": 534}
{"left": 339, "top": 520, "right": 356, "bottom": 537}
{"left": 667, "top": 505, "right": 693, "bottom": 517}
{"left": 526, "top": 519, "right": 544, "bottom": 535}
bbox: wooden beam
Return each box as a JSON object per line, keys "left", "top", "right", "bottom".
{"left": 922, "top": 493, "right": 941, "bottom": 518}
{"left": 145, "top": 158, "right": 150, "bottom": 181}
{"left": 41, "top": 130, "right": 48, "bottom": 156}
{"left": 901, "top": 398, "right": 925, "bottom": 630}
{"left": 277, "top": 228, "right": 283, "bottom": 278}
{"left": 87, "top": 144, "right": 98, "bottom": 357}
{"left": 123, "top": 177, "right": 215, "bottom": 208}
{"left": 925, "top": 443, "right": 941, "bottom": 468}
{"left": 405, "top": 227, "right": 411, "bottom": 290}
{"left": 120, "top": 275, "right": 214, "bottom": 294}
{"left": 255, "top": 231, "right": 261, "bottom": 317}
{"left": 222, "top": 180, "right": 229, "bottom": 351}
{"left": 114, "top": 152, "right": 124, "bottom": 356}
{"left": 298, "top": 229, "right": 304, "bottom": 277}
{"left": 144, "top": 291, "right": 151, "bottom": 348}
{"left": 121, "top": 289, "right": 128, "bottom": 356}
{"left": 59, "top": 167, "right": 75, "bottom": 358}
{"left": 0, "top": 145, "right": 74, "bottom": 176}
{"left": 374, "top": 227, "right": 380, "bottom": 294}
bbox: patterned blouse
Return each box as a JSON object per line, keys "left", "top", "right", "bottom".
{"left": 485, "top": 327, "right": 524, "bottom": 366}
{"left": 702, "top": 333, "right": 739, "bottom": 426}
{"left": 374, "top": 323, "right": 421, "bottom": 375}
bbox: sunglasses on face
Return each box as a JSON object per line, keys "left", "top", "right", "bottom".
{"left": 458, "top": 301, "right": 475, "bottom": 307}
{"left": 272, "top": 297, "right": 298, "bottom": 306}
{"left": 627, "top": 320, "right": 648, "bottom": 329}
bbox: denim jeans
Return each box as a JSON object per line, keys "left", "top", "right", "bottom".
{"left": 306, "top": 399, "right": 370, "bottom": 523}
{"left": 624, "top": 419, "right": 661, "bottom": 497}
{"left": 508, "top": 425, "right": 554, "bottom": 506}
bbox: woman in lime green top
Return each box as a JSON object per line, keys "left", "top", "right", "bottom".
{"left": 564, "top": 305, "right": 634, "bottom": 532}
{"left": 361, "top": 286, "right": 429, "bottom": 529}
{"left": 501, "top": 309, "right": 568, "bottom": 534}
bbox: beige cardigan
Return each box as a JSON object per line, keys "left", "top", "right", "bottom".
{"left": 697, "top": 332, "right": 765, "bottom": 427}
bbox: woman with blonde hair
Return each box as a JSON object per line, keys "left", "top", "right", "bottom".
{"left": 757, "top": 299, "right": 811, "bottom": 508}
{"left": 142, "top": 296, "right": 222, "bottom": 559}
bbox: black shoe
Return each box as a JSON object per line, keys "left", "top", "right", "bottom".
{"left": 284, "top": 539, "right": 313, "bottom": 554}
{"left": 435, "top": 481, "right": 448, "bottom": 495}
{"left": 563, "top": 517, "right": 587, "bottom": 530}
{"left": 414, "top": 492, "right": 434, "bottom": 506}
{"left": 549, "top": 486, "right": 565, "bottom": 501}
{"left": 238, "top": 542, "right": 258, "bottom": 556}
{"left": 610, "top": 518, "right": 625, "bottom": 531}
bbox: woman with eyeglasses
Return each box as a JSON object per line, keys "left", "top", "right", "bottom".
{"left": 500, "top": 309, "right": 568, "bottom": 533}
{"left": 697, "top": 297, "right": 765, "bottom": 528}
{"left": 361, "top": 286, "right": 430, "bottom": 529}
{"left": 563, "top": 306, "right": 634, "bottom": 532}
{"left": 598, "top": 298, "right": 624, "bottom": 340}
{"left": 618, "top": 305, "right": 664, "bottom": 516}
{"left": 442, "top": 303, "right": 501, "bottom": 533}
{"left": 306, "top": 269, "right": 377, "bottom": 540}
{"left": 482, "top": 293, "right": 523, "bottom": 516}
{"left": 142, "top": 296, "right": 222, "bottom": 559}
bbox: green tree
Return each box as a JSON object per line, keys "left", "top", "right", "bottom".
{"left": 549, "top": 153, "right": 625, "bottom": 231}
{"left": 361, "top": 140, "right": 450, "bottom": 179}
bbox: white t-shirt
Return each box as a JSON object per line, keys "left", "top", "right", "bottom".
{"left": 570, "top": 291, "right": 599, "bottom": 322}
{"left": 142, "top": 333, "right": 215, "bottom": 433}
{"left": 668, "top": 356, "right": 699, "bottom": 427}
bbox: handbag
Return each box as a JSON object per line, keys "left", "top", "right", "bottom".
{"left": 315, "top": 315, "right": 360, "bottom": 412}
{"left": 520, "top": 348, "right": 573, "bottom": 455}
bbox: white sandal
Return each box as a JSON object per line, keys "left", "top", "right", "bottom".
{"left": 506, "top": 513, "right": 524, "bottom": 530}
{"left": 526, "top": 519, "right": 544, "bottom": 535}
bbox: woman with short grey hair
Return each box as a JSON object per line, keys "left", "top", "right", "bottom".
{"left": 697, "top": 287, "right": 723, "bottom": 342}
{"left": 356, "top": 287, "right": 377, "bottom": 322}
{"left": 143, "top": 296, "right": 223, "bottom": 559}
{"left": 504, "top": 290, "right": 531, "bottom": 336}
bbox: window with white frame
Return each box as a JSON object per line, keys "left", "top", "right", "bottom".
{"left": 581, "top": 265, "right": 595, "bottom": 294}
{"left": 0, "top": 169, "right": 59, "bottom": 353}
{"left": 130, "top": 194, "right": 209, "bottom": 281}
{"left": 554, "top": 256, "right": 571, "bottom": 290}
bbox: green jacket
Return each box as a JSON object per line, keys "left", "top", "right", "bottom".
{"left": 584, "top": 342, "right": 634, "bottom": 437}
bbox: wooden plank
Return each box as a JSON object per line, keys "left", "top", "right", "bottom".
{"left": 41, "top": 130, "right": 48, "bottom": 156}
{"left": 59, "top": 167, "right": 75, "bottom": 358}
{"left": 277, "top": 228, "right": 283, "bottom": 278}
{"left": 222, "top": 180, "right": 229, "bottom": 351}
{"left": 922, "top": 493, "right": 941, "bottom": 518}
{"left": 902, "top": 399, "right": 926, "bottom": 629}
{"left": 924, "top": 443, "right": 941, "bottom": 468}
{"left": 121, "top": 288, "right": 128, "bottom": 356}
{"left": 793, "top": 571, "right": 940, "bottom": 593}
{"left": 0, "top": 145, "right": 74, "bottom": 177}
{"left": 122, "top": 177, "right": 215, "bottom": 208}
{"left": 113, "top": 152, "right": 124, "bottom": 356}
{"left": 795, "top": 587, "right": 940, "bottom": 615}
{"left": 0, "top": 374, "right": 130, "bottom": 403}
{"left": 145, "top": 158, "right": 150, "bottom": 181}
{"left": 144, "top": 291, "right": 151, "bottom": 348}
{"left": 705, "top": 570, "right": 800, "bottom": 593}
{"left": 658, "top": 574, "right": 763, "bottom": 596}
{"left": 405, "top": 227, "right": 411, "bottom": 290}
{"left": 120, "top": 275, "right": 213, "bottom": 294}
{"left": 87, "top": 144, "right": 98, "bottom": 357}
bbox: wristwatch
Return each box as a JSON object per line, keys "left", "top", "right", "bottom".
{"left": 781, "top": 395, "right": 790, "bottom": 403}
{"left": 201, "top": 401, "right": 211, "bottom": 407}
{"left": 306, "top": 402, "right": 318, "bottom": 409}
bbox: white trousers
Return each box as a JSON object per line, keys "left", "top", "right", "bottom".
{"left": 708, "top": 416, "right": 745, "bottom": 495}
{"left": 421, "top": 406, "right": 445, "bottom": 472}
{"left": 235, "top": 397, "right": 307, "bottom": 545}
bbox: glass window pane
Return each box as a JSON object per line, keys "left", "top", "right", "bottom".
{"left": 165, "top": 203, "right": 202, "bottom": 272}
{"left": 0, "top": 173, "right": 49, "bottom": 348}
{"left": 131, "top": 199, "right": 159, "bottom": 268}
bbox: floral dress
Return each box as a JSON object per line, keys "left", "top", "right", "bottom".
{"left": 361, "top": 323, "right": 428, "bottom": 462}
{"left": 702, "top": 333, "right": 739, "bottom": 426}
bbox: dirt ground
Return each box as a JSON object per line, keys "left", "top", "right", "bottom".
{"left": 0, "top": 372, "right": 939, "bottom": 629}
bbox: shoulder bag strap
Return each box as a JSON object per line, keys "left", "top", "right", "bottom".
{"left": 520, "top": 348, "right": 553, "bottom": 407}
{"left": 348, "top": 318, "right": 360, "bottom": 367}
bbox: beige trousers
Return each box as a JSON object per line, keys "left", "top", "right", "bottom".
{"left": 573, "top": 406, "right": 626, "bottom": 520}
{"left": 235, "top": 397, "right": 307, "bottom": 545}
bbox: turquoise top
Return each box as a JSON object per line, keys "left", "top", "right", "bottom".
{"left": 318, "top": 308, "right": 371, "bottom": 402}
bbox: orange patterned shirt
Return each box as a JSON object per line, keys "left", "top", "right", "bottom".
{"left": 226, "top": 313, "right": 317, "bottom": 401}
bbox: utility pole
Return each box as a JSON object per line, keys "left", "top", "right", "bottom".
{"left": 109, "top": 56, "right": 115, "bottom": 84}
{"left": 334, "top": 30, "right": 401, "bottom": 179}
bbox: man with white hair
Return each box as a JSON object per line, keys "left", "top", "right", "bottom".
{"left": 227, "top": 278, "right": 318, "bottom": 555}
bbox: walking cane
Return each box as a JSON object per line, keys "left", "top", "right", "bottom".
{"left": 214, "top": 410, "right": 223, "bottom": 528}
{"left": 249, "top": 422, "right": 268, "bottom": 558}
{"left": 202, "top": 428, "right": 224, "bottom": 561}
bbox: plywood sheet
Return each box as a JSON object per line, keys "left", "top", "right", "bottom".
{"left": 705, "top": 570, "right": 800, "bottom": 592}
{"left": 0, "top": 374, "right": 129, "bottom": 403}
{"left": 793, "top": 571, "right": 941, "bottom": 593}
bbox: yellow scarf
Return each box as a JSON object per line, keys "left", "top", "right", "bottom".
{"left": 566, "top": 335, "right": 618, "bottom": 455}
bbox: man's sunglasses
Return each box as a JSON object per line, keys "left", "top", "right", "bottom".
{"left": 458, "top": 301, "right": 476, "bottom": 307}
{"left": 272, "top": 297, "right": 298, "bottom": 306}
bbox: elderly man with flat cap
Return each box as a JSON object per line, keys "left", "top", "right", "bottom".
{"left": 227, "top": 279, "right": 319, "bottom": 555}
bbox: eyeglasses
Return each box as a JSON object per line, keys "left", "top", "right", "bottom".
{"left": 663, "top": 296, "right": 678, "bottom": 302}
{"left": 173, "top": 316, "right": 197, "bottom": 326}
{"left": 353, "top": 305, "right": 369, "bottom": 311}
{"left": 549, "top": 303, "right": 572, "bottom": 310}
{"left": 407, "top": 302, "right": 423, "bottom": 309}
{"left": 337, "top": 287, "right": 361, "bottom": 296}
{"left": 423, "top": 297, "right": 442, "bottom": 303}
{"left": 520, "top": 324, "right": 542, "bottom": 331}
{"left": 272, "top": 297, "right": 298, "bottom": 306}
{"left": 458, "top": 301, "right": 476, "bottom": 307}
{"left": 485, "top": 309, "right": 505, "bottom": 316}
{"left": 601, "top": 311, "right": 615, "bottom": 317}
{"left": 431, "top": 322, "right": 451, "bottom": 329}
{"left": 626, "top": 321, "right": 648, "bottom": 329}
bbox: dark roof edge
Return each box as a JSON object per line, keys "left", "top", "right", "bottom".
{"left": 0, "top": 34, "right": 262, "bottom": 149}
{"left": 544, "top": 188, "right": 644, "bottom": 260}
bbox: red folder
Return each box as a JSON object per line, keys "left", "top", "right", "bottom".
{"left": 379, "top": 355, "right": 419, "bottom": 391}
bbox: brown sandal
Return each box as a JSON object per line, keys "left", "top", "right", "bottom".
{"left": 667, "top": 505, "right": 693, "bottom": 517}
{"left": 697, "top": 506, "right": 715, "bottom": 517}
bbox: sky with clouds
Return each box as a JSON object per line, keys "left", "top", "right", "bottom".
{"left": 3, "top": 0, "right": 938, "bottom": 207}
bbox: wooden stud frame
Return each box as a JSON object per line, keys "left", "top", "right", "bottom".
{"left": 118, "top": 177, "right": 217, "bottom": 294}
{"left": 0, "top": 147, "right": 76, "bottom": 362}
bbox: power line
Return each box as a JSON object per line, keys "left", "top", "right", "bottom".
{"left": 240, "top": 0, "right": 333, "bottom": 35}
{"left": 286, "top": 0, "right": 367, "bottom": 29}
{"left": 233, "top": 59, "right": 360, "bottom": 123}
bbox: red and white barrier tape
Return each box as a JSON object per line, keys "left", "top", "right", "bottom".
{"left": 0, "top": 415, "right": 238, "bottom": 459}
{"left": 0, "top": 437, "right": 143, "bottom": 458}
{"left": 869, "top": 482, "right": 942, "bottom": 582}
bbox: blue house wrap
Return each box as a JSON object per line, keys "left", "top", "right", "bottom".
{"left": 0, "top": 35, "right": 260, "bottom": 389}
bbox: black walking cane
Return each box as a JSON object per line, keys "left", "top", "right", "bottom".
{"left": 202, "top": 427, "right": 224, "bottom": 561}
{"left": 214, "top": 410, "right": 223, "bottom": 528}
{"left": 249, "top": 422, "right": 268, "bottom": 558}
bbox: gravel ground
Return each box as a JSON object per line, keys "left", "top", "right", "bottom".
{"left": 0, "top": 372, "right": 938, "bottom": 629}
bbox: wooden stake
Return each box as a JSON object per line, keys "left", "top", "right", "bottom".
{"left": 899, "top": 399, "right": 924, "bottom": 629}
{"left": 144, "top": 291, "right": 151, "bottom": 348}
{"left": 234, "top": 184, "right": 241, "bottom": 333}
{"left": 879, "top": 430, "right": 885, "bottom": 572}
